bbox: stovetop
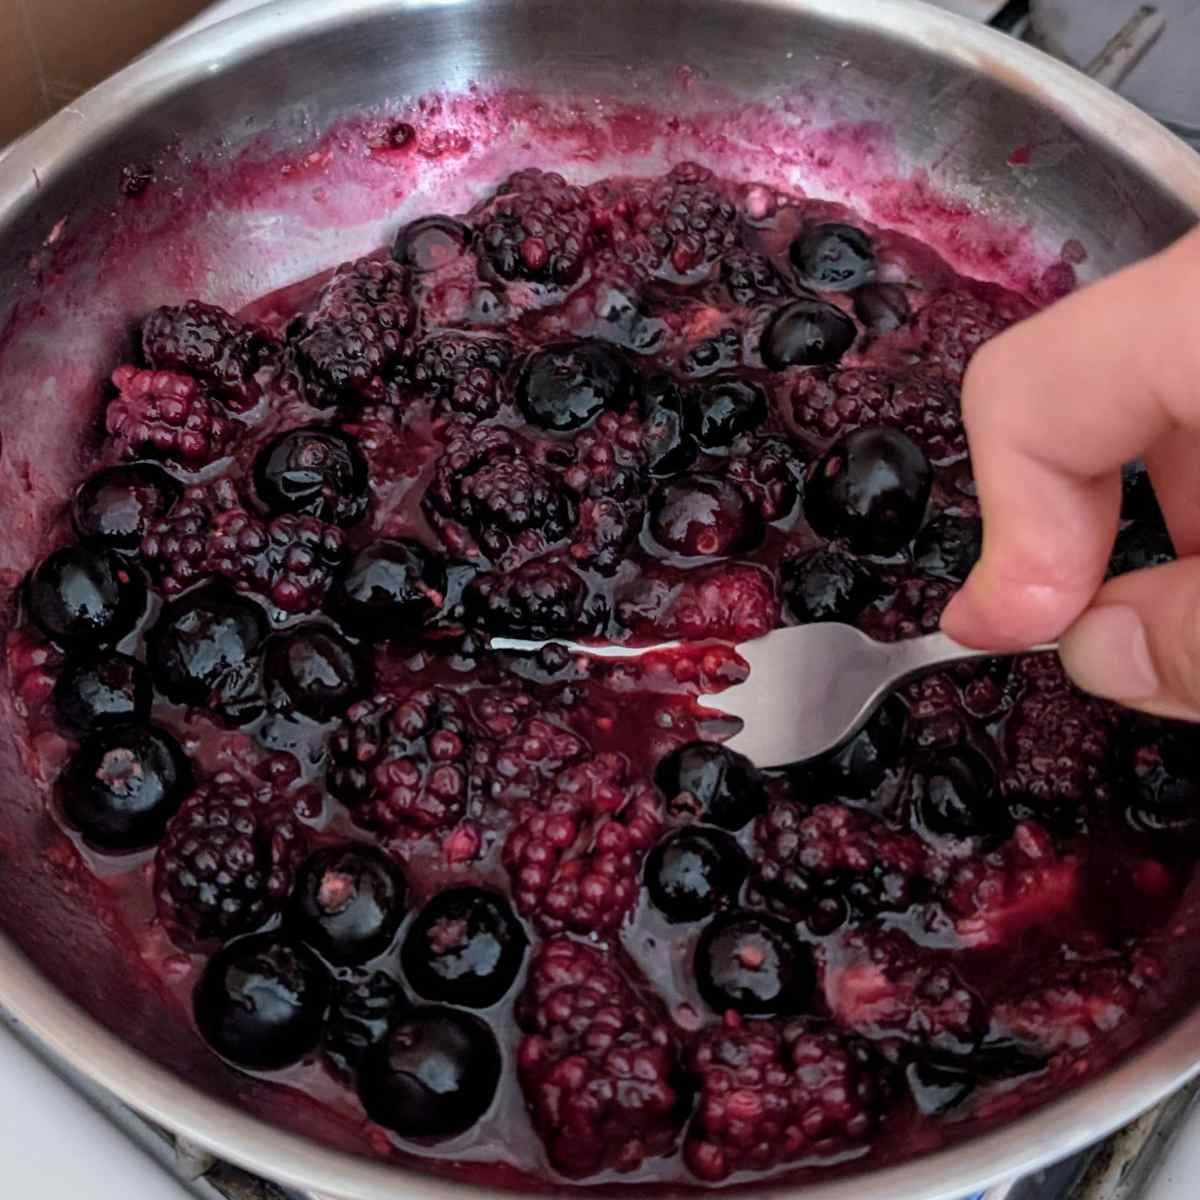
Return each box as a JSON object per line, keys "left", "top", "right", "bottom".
{"left": 3, "top": 2, "right": 1198, "bottom": 1198}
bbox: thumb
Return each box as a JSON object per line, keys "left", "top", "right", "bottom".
{"left": 1059, "top": 558, "right": 1200, "bottom": 720}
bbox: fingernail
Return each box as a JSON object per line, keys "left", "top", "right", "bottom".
{"left": 1060, "top": 605, "right": 1159, "bottom": 701}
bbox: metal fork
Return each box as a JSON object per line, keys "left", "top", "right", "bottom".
{"left": 490, "top": 626, "right": 1057, "bottom": 768}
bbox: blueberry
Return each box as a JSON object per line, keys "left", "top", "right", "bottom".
{"left": 805, "top": 426, "right": 932, "bottom": 555}
{"left": 288, "top": 844, "right": 407, "bottom": 965}
{"left": 790, "top": 223, "right": 876, "bottom": 291}
{"left": 147, "top": 583, "right": 267, "bottom": 713}
{"left": 694, "top": 910, "right": 814, "bottom": 1016}
{"left": 780, "top": 546, "right": 883, "bottom": 623}
{"left": 402, "top": 887, "right": 527, "bottom": 1008}
{"left": 814, "top": 695, "right": 908, "bottom": 798}
{"left": 517, "top": 340, "right": 633, "bottom": 434}
{"left": 264, "top": 623, "right": 371, "bottom": 722}
{"left": 358, "top": 1007, "right": 501, "bottom": 1138}
{"left": 324, "top": 970, "right": 405, "bottom": 1080}
{"left": 393, "top": 215, "right": 470, "bottom": 272}
{"left": 853, "top": 283, "right": 911, "bottom": 332}
{"left": 194, "top": 934, "right": 331, "bottom": 1072}
{"left": 72, "top": 463, "right": 180, "bottom": 553}
{"left": 27, "top": 546, "right": 145, "bottom": 646}
{"left": 909, "top": 748, "right": 1009, "bottom": 840}
{"left": 1120, "top": 718, "right": 1200, "bottom": 835}
{"left": 253, "top": 427, "right": 368, "bottom": 527}
{"left": 690, "top": 376, "right": 768, "bottom": 452}
{"left": 330, "top": 539, "right": 446, "bottom": 639}
{"left": 52, "top": 650, "right": 152, "bottom": 736}
{"left": 640, "top": 375, "right": 698, "bottom": 478}
{"left": 760, "top": 299, "right": 857, "bottom": 369}
{"left": 914, "top": 514, "right": 983, "bottom": 583}
{"left": 645, "top": 827, "right": 747, "bottom": 923}
{"left": 648, "top": 475, "right": 763, "bottom": 559}
{"left": 61, "top": 724, "right": 191, "bottom": 852}
{"left": 655, "top": 742, "right": 767, "bottom": 831}
{"left": 906, "top": 1058, "right": 976, "bottom": 1116}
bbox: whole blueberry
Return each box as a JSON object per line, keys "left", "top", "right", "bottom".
{"left": 330, "top": 540, "right": 446, "bottom": 640}
{"left": 640, "top": 375, "right": 698, "bottom": 478}
{"left": 761, "top": 299, "right": 857, "bottom": 369}
{"left": 264, "top": 623, "right": 371, "bottom": 722}
{"left": 72, "top": 463, "right": 180, "bottom": 553}
{"left": 358, "top": 1007, "right": 501, "bottom": 1138}
{"left": 27, "top": 546, "right": 145, "bottom": 646}
{"left": 61, "top": 724, "right": 191, "bottom": 852}
{"left": 805, "top": 426, "right": 932, "bottom": 555}
{"left": 694, "top": 910, "right": 815, "bottom": 1015}
{"left": 645, "top": 827, "right": 748, "bottom": 923}
{"left": 914, "top": 514, "right": 983, "bottom": 583}
{"left": 791, "top": 223, "right": 876, "bottom": 291}
{"left": 517, "top": 340, "right": 633, "bottom": 434}
{"left": 648, "top": 475, "right": 763, "bottom": 559}
{"left": 655, "top": 742, "right": 767, "bottom": 830}
{"left": 253, "top": 427, "right": 368, "bottom": 527}
{"left": 780, "top": 546, "right": 883, "bottom": 624}
{"left": 288, "top": 844, "right": 407, "bottom": 965}
{"left": 909, "top": 748, "right": 1009, "bottom": 840}
{"left": 402, "top": 887, "right": 527, "bottom": 1008}
{"left": 690, "top": 376, "right": 768, "bottom": 452}
{"left": 194, "top": 934, "right": 331, "bottom": 1071}
{"left": 52, "top": 650, "right": 152, "bottom": 736}
{"left": 853, "top": 283, "right": 911, "bottom": 333}
{"left": 393, "top": 215, "right": 470, "bottom": 272}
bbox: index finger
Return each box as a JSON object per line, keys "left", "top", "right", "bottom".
{"left": 940, "top": 227, "right": 1200, "bottom": 650}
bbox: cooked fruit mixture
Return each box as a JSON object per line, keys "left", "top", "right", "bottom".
{"left": 9, "top": 161, "right": 1191, "bottom": 1188}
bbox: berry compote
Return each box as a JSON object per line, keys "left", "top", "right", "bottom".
{"left": 10, "top": 159, "right": 1190, "bottom": 1190}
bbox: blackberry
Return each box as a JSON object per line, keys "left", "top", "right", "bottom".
{"left": 780, "top": 546, "right": 882, "bottom": 624}
{"left": 292, "top": 257, "right": 414, "bottom": 403}
{"left": 788, "top": 367, "right": 894, "bottom": 440}
{"left": 859, "top": 576, "right": 956, "bottom": 642}
{"left": 726, "top": 436, "right": 806, "bottom": 523}
{"left": 515, "top": 937, "right": 684, "bottom": 1177}
{"left": 26, "top": 546, "right": 145, "bottom": 647}
{"left": 502, "top": 753, "right": 662, "bottom": 936}
{"left": 684, "top": 1015, "right": 891, "bottom": 1181}
{"left": 753, "top": 801, "right": 927, "bottom": 928}
{"left": 324, "top": 970, "right": 404, "bottom": 1080}
{"left": 463, "top": 558, "right": 588, "bottom": 638}
{"left": 404, "top": 332, "right": 515, "bottom": 419}
{"left": 154, "top": 776, "right": 308, "bottom": 948}
{"left": 721, "top": 249, "right": 789, "bottom": 306}
{"left": 918, "top": 286, "right": 1033, "bottom": 379}
{"left": 619, "top": 562, "right": 778, "bottom": 643}
{"left": 141, "top": 300, "right": 279, "bottom": 411}
{"left": 327, "top": 687, "right": 473, "bottom": 839}
{"left": 914, "top": 514, "right": 983, "bottom": 583}
{"left": 107, "top": 366, "right": 235, "bottom": 469}
{"left": 474, "top": 168, "right": 597, "bottom": 286}
{"left": 470, "top": 708, "right": 588, "bottom": 812}
{"left": 72, "top": 463, "right": 181, "bottom": 554}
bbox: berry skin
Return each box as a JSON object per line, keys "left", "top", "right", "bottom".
{"left": 914, "top": 514, "right": 983, "bottom": 583}
{"left": 689, "top": 376, "right": 768, "bottom": 452}
{"left": 853, "top": 283, "right": 911, "bottom": 332}
{"left": 288, "top": 844, "right": 407, "bottom": 966}
{"left": 791, "top": 223, "right": 876, "bottom": 291}
{"left": 264, "top": 624, "right": 371, "bottom": 722}
{"left": 474, "top": 168, "right": 597, "bottom": 286}
{"left": 330, "top": 539, "right": 445, "bottom": 639}
{"left": 424, "top": 425, "right": 574, "bottom": 566}
{"left": 253, "top": 427, "right": 369, "bottom": 527}
{"left": 503, "top": 755, "right": 662, "bottom": 936}
{"left": 107, "top": 366, "right": 235, "bottom": 468}
{"left": 404, "top": 332, "right": 515, "bottom": 419}
{"left": 147, "top": 584, "right": 267, "bottom": 715}
{"left": 141, "top": 301, "right": 279, "bottom": 411}
{"left": 401, "top": 886, "right": 528, "bottom": 1008}
{"left": 806, "top": 427, "right": 932, "bottom": 556}
{"left": 760, "top": 299, "right": 856, "bottom": 369}
{"left": 60, "top": 724, "right": 191, "bottom": 852}
{"left": 194, "top": 935, "right": 330, "bottom": 1072}
{"left": 27, "top": 546, "right": 145, "bottom": 647}
{"left": 641, "top": 375, "right": 699, "bottom": 478}
{"left": 292, "top": 257, "right": 414, "bottom": 403}
{"left": 648, "top": 474, "right": 763, "bottom": 559}
{"left": 1118, "top": 717, "right": 1200, "bottom": 835}
{"left": 516, "top": 340, "right": 633, "bottom": 434}
{"left": 752, "top": 801, "right": 927, "bottom": 929}
{"left": 463, "top": 559, "right": 588, "bottom": 638}
{"left": 72, "top": 463, "right": 181, "bottom": 554}
{"left": 515, "top": 937, "right": 684, "bottom": 1177}
{"left": 655, "top": 742, "right": 768, "bottom": 830}
{"left": 392, "top": 214, "right": 470, "bottom": 272}
{"left": 684, "top": 1015, "right": 891, "bottom": 1181}
{"left": 645, "top": 826, "right": 748, "bottom": 922}
{"left": 324, "top": 970, "right": 403, "bottom": 1080}
{"left": 358, "top": 1007, "right": 502, "bottom": 1139}
{"left": 154, "top": 776, "right": 308, "bottom": 948}
{"left": 721, "top": 249, "right": 789, "bottom": 306}
{"left": 327, "top": 687, "right": 472, "bottom": 838}
{"left": 52, "top": 650, "right": 152, "bottom": 736}
{"left": 694, "top": 910, "right": 815, "bottom": 1016}
{"left": 780, "top": 546, "right": 882, "bottom": 624}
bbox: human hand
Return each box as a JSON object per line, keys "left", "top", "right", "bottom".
{"left": 941, "top": 225, "right": 1200, "bottom": 720}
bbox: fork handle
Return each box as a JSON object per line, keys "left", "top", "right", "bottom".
{"left": 883, "top": 631, "right": 1059, "bottom": 684}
